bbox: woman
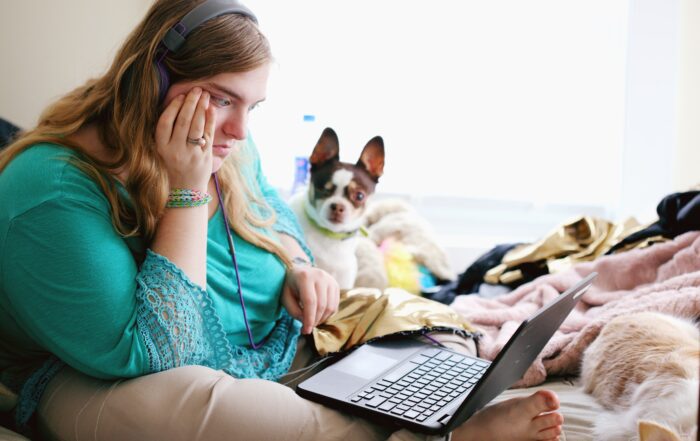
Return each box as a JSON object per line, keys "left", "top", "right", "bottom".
{"left": 0, "top": 1, "right": 563, "bottom": 440}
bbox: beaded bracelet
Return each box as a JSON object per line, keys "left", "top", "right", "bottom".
{"left": 166, "top": 188, "right": 213, "bottom": 208}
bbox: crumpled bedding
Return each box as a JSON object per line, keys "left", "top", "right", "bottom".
{"left": 450, "top": 231, "right": 700, "bottom": 387}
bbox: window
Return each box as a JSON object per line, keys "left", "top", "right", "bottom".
{"left": 247, "top": 0, "right": 632, "bottom": 214}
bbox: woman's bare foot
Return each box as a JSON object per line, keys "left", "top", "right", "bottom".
{"left": 451, "top": 390, "right": 563, "bottom": 441}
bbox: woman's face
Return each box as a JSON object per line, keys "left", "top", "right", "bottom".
{"left": 163, "top": 63, "right": 271, "bottom": 173}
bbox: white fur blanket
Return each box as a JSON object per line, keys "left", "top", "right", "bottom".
{"left": 450, "top": 231, "right": 700, "bottom": 387}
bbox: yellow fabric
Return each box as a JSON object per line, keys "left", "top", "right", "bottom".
{"left": 484, "top": 216, "right": 656, "bottom": 285}
{"left": 312, "top": 287, "right": 476, "bottom": 356}
{"left": 382, "top": 239, "right": 421, "bottom": 294}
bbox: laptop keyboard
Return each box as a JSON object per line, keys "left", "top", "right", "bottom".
{"left": 349, "top": 347, "right": 490, "bottom": 422}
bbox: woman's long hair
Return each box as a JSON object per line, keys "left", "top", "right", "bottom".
{"left": 0, "top": 0, "right": 292, "bottom": 267}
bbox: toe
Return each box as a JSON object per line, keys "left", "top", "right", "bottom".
{"left": 535, "top": 390, "right": 560, "bottom": 411}
{"left": 523, "top": 390, "right": 560, "bottom": 416}
{"left": 532, "top": 411, "right": 564, "bottom": 431}
{"left": 536, "top": 425, "right": 563, "bottom": 440}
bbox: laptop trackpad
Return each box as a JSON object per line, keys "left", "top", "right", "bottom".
{"left": 333, "top": 351, "right": 398, "bottom": 380}
{"left": 300, "top": 341, "right": 421, "bottom": 399}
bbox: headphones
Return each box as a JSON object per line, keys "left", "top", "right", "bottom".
{"left": 154, "top": 0, "right": 258, "bottom": 102}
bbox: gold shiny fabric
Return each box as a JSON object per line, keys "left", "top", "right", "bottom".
{"left": 313, "top": 287, "right": 477, "bottom": 356}
{"left": 484, "top": 215, "right": 662, "bottom": 285}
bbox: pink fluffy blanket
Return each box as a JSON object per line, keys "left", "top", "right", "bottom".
{"left": 450, "top": 231, "right": 700, "bottom": 387}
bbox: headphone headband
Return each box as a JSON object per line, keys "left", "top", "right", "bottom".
{"left": 152, "top": 0, "right": 258, "bottom": 102}
{"left": 162, "top": 0, "right": 258, "bottom": 53}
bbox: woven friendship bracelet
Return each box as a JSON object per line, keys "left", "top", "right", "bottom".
{"left": 166, "top": 188, "right": 213, "bottom": 208}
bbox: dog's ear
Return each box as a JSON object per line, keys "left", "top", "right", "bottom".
{"left": 357, "top": 136, "right": 384, "bottom": 181}
{"left": 638, "top": 421, "right": 682, "bottom": 441}
{"left": 310, "top": 128, "right": 340, "bottom": 166}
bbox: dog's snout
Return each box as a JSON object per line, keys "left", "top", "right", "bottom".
{"left": 330, "top": 203, "right": 345, "bottom": 214}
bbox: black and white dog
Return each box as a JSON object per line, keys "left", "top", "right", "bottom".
{"left": 290, "top": 127, "right": 385, "bottom": 289}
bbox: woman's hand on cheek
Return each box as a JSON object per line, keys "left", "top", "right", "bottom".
{"left": 155, "top": 87, "right": 216, "bottom": 191}
{"left": 281, "top": 266, "right": 340, "bottom": 334}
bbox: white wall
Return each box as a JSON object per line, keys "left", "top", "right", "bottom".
{"left": 618, "top": 0, "right": 681, "bottom": 222}
{"left": 0, "top": 1, "right": 695, "bottom": 270}
{"left": 247, "top": 0, "right": 631, "bottom": 213}
{"left": 0, "top": 0, "right": 152, "bottom": 128}
{"left": 674, "top": 0, "right": 700, "bottom": 192}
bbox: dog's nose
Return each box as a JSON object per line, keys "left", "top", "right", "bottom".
{"left": 330, "top": 203, "right": 345, "bottom": 214}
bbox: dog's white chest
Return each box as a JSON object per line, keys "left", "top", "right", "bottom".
{"left": 290, "top": 193, "right": 359, "bottom": 289}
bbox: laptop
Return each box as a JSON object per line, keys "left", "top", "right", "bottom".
{"left": 296, "top": 272, "right": 596, "bottom": 435}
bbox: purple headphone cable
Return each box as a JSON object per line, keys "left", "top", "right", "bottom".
{"left": 213, "top": 172, "right": 267, "bottom": 349}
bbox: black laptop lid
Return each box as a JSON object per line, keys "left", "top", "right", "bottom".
{"left": 443, "top": 272, "right": 596, "bottom": 433}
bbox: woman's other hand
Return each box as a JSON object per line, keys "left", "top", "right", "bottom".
{"left": 281, "top": 265, "right": 340, "bottom": 335}
{"left": 155, "top": 87, "right": 216, "bottom": 191}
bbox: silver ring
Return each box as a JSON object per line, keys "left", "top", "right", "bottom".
{"left": 186, "top": 136, "right": 206, "bottom": 146}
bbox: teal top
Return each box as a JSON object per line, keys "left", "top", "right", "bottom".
{"left": 0, "top": 138, "right": 310, "bottom": 426}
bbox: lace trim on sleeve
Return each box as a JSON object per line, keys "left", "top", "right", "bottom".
{"left": 135, "top": 250, "right": 234, "bottom": 372}
{"left": 225, "top": 309, "right": 302, "bottom": 381}
{"left": 14, "top": 355, "right": 65, "bottom": 429}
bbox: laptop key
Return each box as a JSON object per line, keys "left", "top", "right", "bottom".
{"left": 383, "top": 363, "right": 417, "bottom": 383}
{"left": 379, "top": 401, "right": 397, "bottom": 412}
{"left": 435, "top": 351, "right": 452, "bottom": 361}
{"left": 421, "top": 348, "right": 441, "bottom": 357}
{"left": 364, "top": 396, "right": 387, "bottom": 408}
{"left": 411, "top": 355, "right": 430, "bottom": 365}
{"left": 416, "top": 414, "right": 428, "bottom": 422}
{"left": 403, "top": 410, "right": 420, "bottom": 419}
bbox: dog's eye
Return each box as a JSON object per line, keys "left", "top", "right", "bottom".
{"left": 355, "top": 192, "right": 365, "bottom": 202}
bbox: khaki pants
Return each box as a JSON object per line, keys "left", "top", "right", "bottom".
{"left": 36, "top": 334, "right": 474, "bottom": 441}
